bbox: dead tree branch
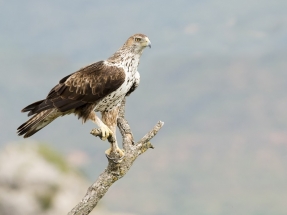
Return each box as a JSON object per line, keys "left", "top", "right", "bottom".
{"left": 68, "top": 98, "right": 164, "bottom": 215}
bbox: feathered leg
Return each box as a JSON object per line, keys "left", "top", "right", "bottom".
{"left": 88, "top": 111, "right": 113, "bottom": 141}
{"left": 101, "top": 107, "right": 124, "bottom": 158}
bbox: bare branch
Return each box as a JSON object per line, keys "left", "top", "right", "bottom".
{"left": 135, "top": 121, "right": 164, "bottom": 151}
{"left": 68, "top": 98, "right": 164, "bottom": 215}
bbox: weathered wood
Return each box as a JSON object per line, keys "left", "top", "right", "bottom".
{"left": 68, "top": 98, "right": 164, "bottom": 215}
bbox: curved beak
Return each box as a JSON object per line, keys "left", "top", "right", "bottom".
{"left": 146, "top": 38, "right": 151, "bottom": 48}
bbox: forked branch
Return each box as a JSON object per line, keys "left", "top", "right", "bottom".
{"left": 68, "top": 98, "right": 164, "bottom": 215}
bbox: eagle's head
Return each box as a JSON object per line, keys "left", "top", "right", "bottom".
{"left": 124, "top": 33, "right": 151, "bottom": 52}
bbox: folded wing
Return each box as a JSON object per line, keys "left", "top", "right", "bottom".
{"left": 22, "top": 61, "right": 126, "bottom": 116}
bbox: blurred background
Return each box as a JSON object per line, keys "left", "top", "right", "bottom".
{"left": 1, "top": 0, "right": 287, "bottom": 214}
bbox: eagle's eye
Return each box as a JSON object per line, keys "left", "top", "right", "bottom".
{"left": 135, "top": 37, "right": 141, "bottom": 42}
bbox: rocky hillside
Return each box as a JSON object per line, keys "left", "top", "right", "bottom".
{"left": 0, "top": 143, "right": 135, "bottom": 215}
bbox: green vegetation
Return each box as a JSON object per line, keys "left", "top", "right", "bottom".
{"left": 37, "top": 144, "right": 70, "bottom": 173}
{"left": 35, "top": 185, "right": 59, "bottom": 211}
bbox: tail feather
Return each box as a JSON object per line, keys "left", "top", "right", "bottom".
{"left": 18, "top": 111, "right": 48, "bottom": 135}
{"left": 17, "top": 109, "right": 58, "bottom": 138}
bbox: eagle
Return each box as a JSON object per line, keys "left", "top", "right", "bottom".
{"left": 17, "top": 33, "right": 151, "bottom": 157}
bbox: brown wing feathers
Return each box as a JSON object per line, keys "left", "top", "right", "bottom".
{"left": 21, "top": 61, "right": 125, "bottom": 116}
{"left": 21, "top": 100, "right": 45, "bottom": 114}
{"left": 18, "top": 61, "right": 125, "bottom": 138}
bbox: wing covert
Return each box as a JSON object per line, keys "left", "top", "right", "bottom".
{"left": 36, "top": 61, "right": 125, "bottom": 113}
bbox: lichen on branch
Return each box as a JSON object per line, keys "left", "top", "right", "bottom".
{"left": 68, "top": 98, "right": 164, "bottom": 215}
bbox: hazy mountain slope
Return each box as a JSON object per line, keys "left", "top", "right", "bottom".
{"left": 1, "top": 0, "right": 287, "bottom": 214}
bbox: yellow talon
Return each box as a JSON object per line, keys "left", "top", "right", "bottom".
{"left": 100, "top": 125, "right": 113, "bottom": 141}
{"left": 105, "top": 147, "right": 125, "bottom": 158}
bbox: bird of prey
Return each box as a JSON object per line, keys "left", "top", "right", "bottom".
{"left": 17, "top": 33, "right": 151, "bottom": 157}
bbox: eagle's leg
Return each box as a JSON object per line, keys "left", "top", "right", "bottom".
{"left": 103, "top": 124, "right": 124, "bottom": 158}
{"left": 101, "top": 108, "right": 125, "bottom": 159}
{"left": 89, "top": 111, "right": 113, "bottom": 141}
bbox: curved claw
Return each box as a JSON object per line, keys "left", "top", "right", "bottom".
{"left": 100, "top": 125, "right": 113, "bottom": 141}
{"left": 105, "top": 148, "right": 125, "bottom": 163}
